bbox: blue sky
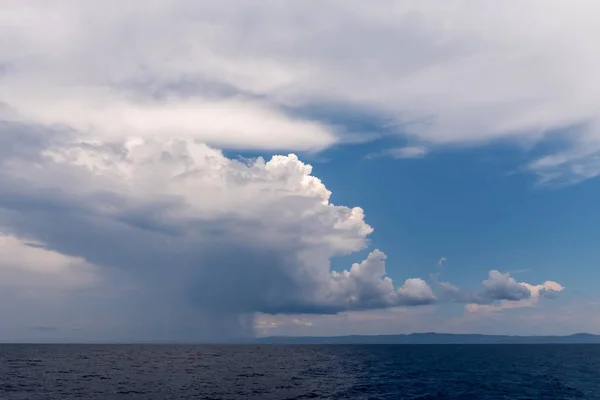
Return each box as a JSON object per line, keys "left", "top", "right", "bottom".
{"left": 318, "top": 138, "right": 600, "bottom": 290}
{"left": 1, "top": 1, "right": 600, "bottom": 341}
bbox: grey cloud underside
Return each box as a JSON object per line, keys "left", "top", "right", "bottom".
{"left": 481, "top": 271, "right": 531, "bottom": 302}
{"left": 1, "top": 205, "right": 430, "bottom": 316}
{"left": 438, "top": 282, "right": 523, "bottom": 305}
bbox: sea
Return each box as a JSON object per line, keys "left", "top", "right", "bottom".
{"left": 0, "top": 344, "right": 599, "bottom": 399}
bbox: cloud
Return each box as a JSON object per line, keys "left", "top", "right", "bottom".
{"left": 440, "top": 270, "right": 564, "bottom": 313}
{"left": 0, "top": 1, "right": 579, "bottom": 340}
{"left": 4, "top": 91, "right": 338, "bottom": 152}
{"left": 329, "top": 250, "right": 436, "bottom": 310}
{"left": 366, "top": 146, "right": 430, "bottom": 160}
{"left": 526, "top": 139, "right": 600, "bottom": 185}
{"left": 0, "top": 131, "right": 433, "bottom": 341}
{"left": 3, "top": 1, "right": 600, "bottom": 181}
{"left": 437, "top": 257, "right": 447, "bottom": 267}
{"left": 0, "top": 125, "right": 561, "bottom": 339}
{"left": 0, "top": 2, "right": 339, "bottom": 152}
{"left": 481, "top": 270, "right": 531, "bottom": 301}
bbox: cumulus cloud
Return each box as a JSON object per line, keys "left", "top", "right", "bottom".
{"left": 481, "top": 270, "right": 532, "bottom": 302}
{"left": 329, "top": 250, "right": 435, "bottom": 310}
{"left": 0, "top": 129, "right": 433, "bottom": 340}
{"left": 3, "top": 1, "right": 600, "bottom": 181}
{"left": 440, "top": 270, "right": 564, "bottom": 313}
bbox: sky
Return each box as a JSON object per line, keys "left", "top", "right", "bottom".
{"left": 0, "top": 0, "right": 599, "bottom": 342}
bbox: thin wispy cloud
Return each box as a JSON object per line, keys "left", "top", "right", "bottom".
{"left": 366, "top": 146, "right": 430, "bottom": 160}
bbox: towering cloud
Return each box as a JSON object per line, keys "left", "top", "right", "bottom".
{"left": 0, "top": 130, "right": 435, "bottom": 340}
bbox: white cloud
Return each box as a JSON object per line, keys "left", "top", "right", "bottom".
{"left": 2, "top": 1, "right": 600, "bottom": 180}
{"left": 4, "top": 89, "right": 337, "bottom": 152}
{"left": 0, "top": 1, "right": 338, "bottom": 152}
{"left": 440, "top": 270, "right": 564, "bottom": 313}
{"left": 526, "top": 137, "right": 600, "bottom": 185}
{"left": 329, "top": 250, "right": 435, "bottom": 310}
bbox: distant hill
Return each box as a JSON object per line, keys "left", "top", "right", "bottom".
{"left": 255, "top": 332, "right": 600, "bottom": 344}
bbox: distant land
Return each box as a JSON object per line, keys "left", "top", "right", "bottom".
{"left": 5, "top": 333, "right": 600, "bottom": 345}
{"left": 254, "top": 332, "right": 600, "bottom": 344}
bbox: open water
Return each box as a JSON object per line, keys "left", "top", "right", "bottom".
{"left": 0, "top": 344, "right": 599, "bottom": 399}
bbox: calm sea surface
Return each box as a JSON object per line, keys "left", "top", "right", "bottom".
{"left": 0, "top": 344, "right": 599, "bottom": 399}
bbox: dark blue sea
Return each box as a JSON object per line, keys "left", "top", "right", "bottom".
{"left": 1, "top": 344, "right": 599, "bottom": 399}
